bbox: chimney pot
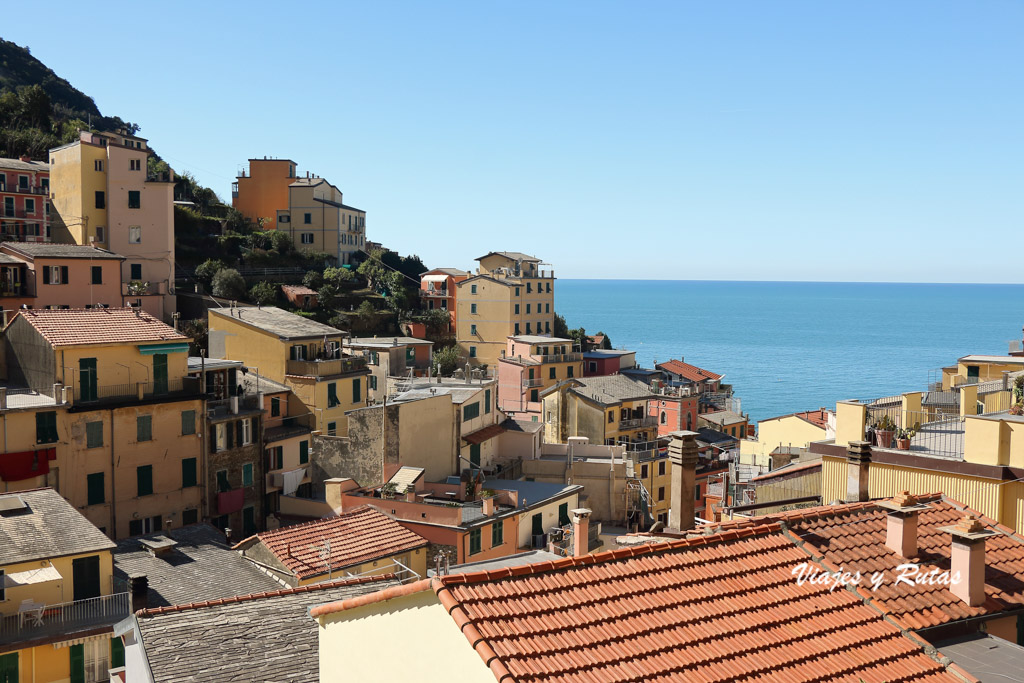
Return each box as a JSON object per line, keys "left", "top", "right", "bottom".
{"left": 128, "top": 573, "right": 149, "bottom": 613}
{"left": 845, "top": 440, "right": 871, "bottom": 503}
{"left": 941, "top": 513, "right": 998, "bottom": 607}
{"left": 881, "top": 492, "right": 924, "bottom": 558}
{"left": 570, "top": 508, "right": 592, "bottom": 557}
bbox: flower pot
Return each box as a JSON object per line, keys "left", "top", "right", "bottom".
{"left": 876, "top": 429, "right": 894, "bottom": 449}
{"left": 896, "top": 438, "right": 911, "bottom": 450}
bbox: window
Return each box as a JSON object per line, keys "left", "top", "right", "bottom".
{"left": 290, "top": 344, "right": 306, "bottom": 361}
{"left": 42, "top": 265, "right": 68, "bottom": 285}
{"left": 695, "top": 484, "right": 702, "bottom": 501}
{"left": 658, "top": 461, "right": 666, "bottom": 476}
{"left": 546, "top": 303, "right": 550, "bottom": 313}
{"left": 91, "top": 266, "right": 102, "bottom": 285}
{"left": 327, "top": 421, "right": 337, "bottom": 436}
{"left": 588, "top": 362, "right": 597, "bottom": 373}
{"left": 242, "top": 463, "right": 254, "bottom": 487}
{"left": 658, "top": 486, "right": 665, "bottom": 502}
{"left": 181, "top": 410, "right": 196, "bottom": 435}
{"left": 526, "top": 323, "right": 532, "bottom": 334}
{"left": 470, "top": 324, "right": 477, "bottom": 335}
{"left": 660, "top": 411, "right": 667, "bottom": 425}
{"left": 470, "top": 284, "right": 477, "bottom": 295}
{"left": 549, "top": 367, "right": 556, "bottom": 379}
{"left": 137, "top": 465, "right": 153, "bottom": 497}
{"left": 740, "top": 425, "right": 746, "bottom": 438}
{"left": 216, "top": 470, "right": 230, "bottom": 492}
{"left": 607, "top": 411, "right": 614, "bottom": 424}
{"left": 130, "top": 263, "right": 142, "bottom": 280}
{"left": 527, "top": 282, "right": 532, "bottom": 293}
{"left": 546, "top": 283, "right": 551, "bottom": 293}
{"left": 641, "top": 463, "right": 649, "bottom": 478}
{"left": 87, "top": 473, "right": 104, "bottom": 505}
{"left": 242, "top": 418, "right": 252, "bottom": 445}
{"left": 463, "top": 402, "right": 480, "bottom": 421}
{"left": 86, "top": 421, "right": 103, "bottom": 448}
{"left": 514, "top": 324, "right": 520, "bottom": 336}
{"left": 137, "top": 415, "right": 152, "bottom": 442}
{"left": 369, "top": 375, "right": 377, "bottom": 390}
{"left": 271, "top": 397, "right": 280, "bottom": 417}
{"left": 469, "top": 528, "right": 482, "bottom": 555}
{"left": 94, "top": 160, "right": 103, "bottom": 172}
{"left": 128, "top": 190, "right": 140, "bottom": 209}
{"left": 485, "top": 389, "right": 491, "bottom": 414}
{"left": 352, "top": 378, "right": 361, "bottom": 403}
{"left": 567, "top": 365, "right": 574, "bottom": 378}
{"left": 130, "top": 158, "right": 141, "bottom": 171}
{"left": 280, "top": 214, "right": 290, "bottom": 223}
{"left": 469, "top": 346, "right": 477, "bottom": 358}
{"left": 129, "top": 225, "right": 141, "bottom": 243}
{"left": 304, "top": 213, "right": 312, "bottom": 224}
{"left": 301, "top": 233, "right": 314, "bottom": 244}
{"left": 526, "top": 304, "right": 531, "bottom": 314}
{"left": 182, "top": 457, "right": 197, "bottom": 488}
{"left": 36, "top": 411, "right": 58, "bottom": 443}
{"left": 0, "top": 573, "right": 5, "bottom": 604}
{"left": 182, "top": 509, "right": 198, "bottom": 525}
{"left": 299, "top": 439, "right": 309, "bottom": 464}
{"left": 267, "top": 446, "right": 283, "bottom": 470}
{"left": 514, "top": 287, "right": 520, "bottom": 297}
{"left": 491, "top": 521, "right": 504, "bottom": 547}
{"left": 558, "top": 503, "right": 570, "bottom": 526}
{"left": 25, "top": 198, "right": 34, "bottom": 214}
{"left": 514, "top": 304, "right": 520, "bottom": 314}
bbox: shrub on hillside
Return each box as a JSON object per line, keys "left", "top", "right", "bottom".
{"left": 249, "top": 281, "right": 277, "bottom": 305}
{"left": 211, "top": 268, "right": 246, "bottom": 299}
{"left": 432, "top": 345, "right": 462, "bottom": 377}
{"left": 195, "top": 259, "right": 227, "bottom": 290}
{"left": 303, "top": 270, "right": 323, "bottom": 290}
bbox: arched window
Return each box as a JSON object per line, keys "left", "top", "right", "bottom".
{"left": 660, "top": 411, "right": 667, "bottom": 425}
{"left": 686, "top": 413, "right": 693, "bottom": 430}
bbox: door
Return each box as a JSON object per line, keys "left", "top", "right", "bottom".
{"left": 153, "top": 354, "right": 168, "bottom": 394}
{"left": 72, "top": 555, "right": 101, "bottom": 601}
{"left": 532, "top": 512, "right": 543, "bottom": 536}
{"left": 0, "top": 653, "right": 17, "bottom": 683}
{"left": 79, "top": 358, "right": 98, "bottom": 402}
{"left": 470, "top": 444, "right": 481, "bottom": 469}
{"left": 243, "top": 506, "right": 256, "bottom": 537}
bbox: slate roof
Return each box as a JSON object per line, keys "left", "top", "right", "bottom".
{"left": 476, "top": 251, "right": 541, "bottom": 263}
{"left": 13, "top": 308, "right": 188, "bottom": 347}
{"left": 656, "top": 359, "right": 723, "bottom": 382}
{"left": 209, "top": 305, "right": 347, "bottom": 340}
{"left": 1, "top": 243, "right": 123, "bottom": 260}
{"left": 238, "top": 506, "right": 428, "bottom": 579}
{"left": 0, "top": 157, "right": 47, "bottom": 171}
{"left": 312, "top": 522, "right": 963, "bottom": 682}
{"left": 711, "top": 493, "right": 1024, "bottom": 630}
{"left": 567, "top": 375, "right": 656, "bottom": 406}
{"left": 113, "top": 524, "right": 282, "bottom": 608}
{"left": 0, "top": 488, "right": 115, "bottom": 565}
{"left": 134, "top": 574, "right": 401, "bottom": 683}
{"left": 241, "top": 370, "right": 290, "bottom": 394}
{"left": 462, "top": 422, "right": 508, "bottom": 445}
{"left": 923, "top": 391, "right": 959, "bottom": 407}
{"left": 695, "top": 426, "right": 737, "bottom": 447}
{"left": 699, "top": 410, "right": 746, "bottom": 427}
{"left": 422, "top": 267, "right": 469, "bottom": 277}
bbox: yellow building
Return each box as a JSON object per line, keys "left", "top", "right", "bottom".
{"left": 49, "top": 130, "right": 176, "bottom": 320}
{"left": 541, "top": 375, "right": 658, "bottom": 449}
{"left": 231, "top": 157, "right": 297, "bottom": 230}
{"left": 276, "top": 176, "right": 367, "bottom": 266}
{"left": 235, "top": 506, "right": 428, "bottom": 586}
{"left": 497, "top": 335, "right": 582, "bottom": 419}
{"left": 456, "top": 252, "right": 555, "bottom": 369}
{"left": 940, "top": 354, "right": 1024, "bottom": 390}
{"left": 1, "top": 307, "right": 204, "bottom": 539}
{"left": 0, "top": 488, "right": 127, "bottom": 683}
{"left": 739, "top": 408, "right": 832, "bottom": 469}
{"left": 208, "top": 305, "right": 369, "bottom": 435}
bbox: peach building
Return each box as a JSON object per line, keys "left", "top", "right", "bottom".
{"left": 497, "top": 335, "right": 581, "bottom": 419}
{"left": 231, "top": 157, "right": 297, "bottom": 230}
{"left": 0, "top": 243, "right": 124, "bottom": 314}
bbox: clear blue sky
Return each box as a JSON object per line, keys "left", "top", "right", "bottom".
{"left": 6, "top": 2, "right": 1022, "bottom": 282}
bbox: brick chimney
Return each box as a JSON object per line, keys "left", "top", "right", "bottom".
{"left": 571, "top": 508, "right": 592, "bottom": 557}
{"left": 845, "top": 440, "right": 871, "bottom": 503}
{"left": 669, "top": 431, "right": 699, "bottom": 531}
{"left": 128, "top": 573, "right": 148, "bottom": 613}
{"left": 941, "top": 514, "right": 997, "bottom": 607}
{"left": 878, "top": 491, "right": 926, "bottom": 558}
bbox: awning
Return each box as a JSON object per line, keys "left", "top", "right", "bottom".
{"left": 138, "top": 342, "right": 190, "bottom": 355}
{"left": 463, "top": 423, "right": 508, "bottom": 445}
{"left": 421, "top": 274, "right": 449, "bottom": 283}
{"left": 53, "top": 632, "right": 115, "bottom": 649}
{"left": 4, "top": 565, "right": 61, "bottom": 587}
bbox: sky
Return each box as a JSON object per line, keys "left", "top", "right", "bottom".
{"left": 5, "top": 2, "right": 1022, "bottom": 282}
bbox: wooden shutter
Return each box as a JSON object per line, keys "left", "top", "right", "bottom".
{"left": 42, "top": 266, "right": 50, "bottom": 284}
{"left": 226, "top": 421, "right": 234, "bottom": 449}
{"left": 111, "top": 637, "right": 125, "bottom": 668}
{"left": 60, "top": 266, "right": 68, "bottom": 283}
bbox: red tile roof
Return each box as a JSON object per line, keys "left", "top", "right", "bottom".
{"left": 463, "top": 422, "right": 508, "bottom": 445}
{"left": 795, "top": 408, "right": 830, "bottom": 429}
{"left": 711, "top": 494, "right": 1024, "bottom": 631}
{"left": 241, "top": 506, "right": 428, "bottom": 579}
{"left": 312, "top": 522, "right": 964, "bottom": 682}
{"left": 12, "top": 307, "right": 188, "bottom": 347}
{"left": 656, "top": 358, "right": 723, "bottom": 383}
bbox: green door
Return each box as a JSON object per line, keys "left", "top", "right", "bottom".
{"left": 0, "top": 653, "right": 17, "bottom": 683}
{"left": 153, "top": 354, "right": 168, "bottom": 394}
{"left": 532, "top": 512, "right": 543, "bottom": 536}
{"left": 72, "top": 555, "right": 101, "bottom": 601}
{"left": 79, "top": 357, "right": 97, "bottom": 402}
{"left": 69, "top": 644, "right": 84, "bottom": 683}
{"left": 470, "top": 444, "right": 481, "bottom": 469}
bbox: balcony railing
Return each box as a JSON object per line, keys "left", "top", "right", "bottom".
{"left": 619, "top": 416, "right": 658, "bottom": 430}
{"left": 265, "top": 414, "right": 315, "bottom": 442}
{"left": 2, "top": 209, "right": 28, "bottom": 219}
{"left": 0, "top": 591, "right": 130, "bottom": 647}
{"left": 0, "top": 185, "right": 47, "bottom": 196}
{"left": 208, "top": 394, "right": 261, "bottom": 418}
{"left": 122, "top": 281, "right": 167, "bottom": 296}
{"left": 419, "top": 288, "right": 449, "bottom": 298}
{"left": 523, "top": 378, "right": 544, "bottom": 388}
{"left": 286, "top": 356, "right": 367, "bottom": 379}
{"left": 73, "top": 377, "right": 201, "bottom": 405}
{"left": 538, "top": 352, "right": 582, "bottom": 363}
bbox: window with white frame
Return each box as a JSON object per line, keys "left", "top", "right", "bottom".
{"left": 129, "top": 226, "right": 141, "bottom": 243}
{"left": 242, "top": 418, "right": 252, "bottom": 445}
{"left": 301, "top": 233, "right": 314, "bottom": 244}
{"left": 215, "top": 423, "right": 226, "bottom": 452}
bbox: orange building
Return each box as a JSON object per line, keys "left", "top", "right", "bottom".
{"left": 419, "top": 268, "right": 468, "bottom": 332}
{"left": 231, "top": 158, "right": 297, "bottom": 230}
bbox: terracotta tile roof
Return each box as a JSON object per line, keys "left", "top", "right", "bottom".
{"left": 241, "top": 505, "right": 428, "bottom": 579}
{"left": 711, "top": 493, "right": 1024, "bottom": 631}
{"left": 311, "top": 524, "right": 962, "bottom": 682}
{"left": 794, "top": 408, "right": 831, "bottom": 428}
{"left": 12, "top": 307, "right": 188, "bottom": 347}
{"left": 656, "top": 358, "right": 723, "bottom": 383}
{"left": 463, "top": 422, "right": 508, "bottom": 445}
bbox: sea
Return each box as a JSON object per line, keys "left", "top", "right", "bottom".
{"left": 556, "top": 280, "right": 1024, "bottom": 423}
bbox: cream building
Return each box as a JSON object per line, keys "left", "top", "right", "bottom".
{"left": 276, "top": 175, "right": 366, "bottom": 265}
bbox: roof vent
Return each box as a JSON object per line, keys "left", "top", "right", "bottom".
{"left": 139, "top": 535, "right": 178, "bottom": 558}
{"left": 0, "top": 495, "right": 28, "bottom": 516}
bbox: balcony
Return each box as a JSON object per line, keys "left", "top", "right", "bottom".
{"left": 265, "top": 414, "right": 315, "bottom": 443}
{"left": 286, "top": 356, "right": 367, "bottom": 379}
{"left": 73, "top": 377, "right": 201, "bottom": 406}
{"left": 538, "top": 352, "right": 582, "bottom": 363}
{"left": 122, "top": 281, "right": 167, "bottom": 297}
{"left": 2, "top": 209, "right": 28, "bottom": 219}
{"left": 0, "top": 185, "right": 47, "bottom": 196}
{"left": 0, "top": 591, "right": 130, "bottom": 648}
{"left": 523, "top": 378, "right": 544, "bottom": 388}
{"left": 207, "top": 394, "right": 261, "bottom": 419}
{"left": 619, "top": 416, "right": 658, "bottom": 430}
{"left": 419, "top": 288, "right": 449, "bottom": 298}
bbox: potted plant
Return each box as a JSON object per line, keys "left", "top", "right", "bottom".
{"left": 895, "top": 428, "right": 913, "bottom": 450}
{"left": 875, "top": 415, "right": 896, "bottom": 448}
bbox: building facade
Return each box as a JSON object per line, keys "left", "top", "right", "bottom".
{"left": 231, "top": 157, "right": 297, "bottom": 230}
{"left": 0, "top": 155, "right": 50, "bottom": 243}
{"left": 277, "top": 176, "right": 366, "bottom": 266}
{"left": 496, "top": 335, "right": 581, "bottom": 418}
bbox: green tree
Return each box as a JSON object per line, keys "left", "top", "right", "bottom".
{"left": 323, "top": 266, "right": 354, "bottom": 287}
{"left": 357, "top": 249, "right": 388, "bottom": 291}
{"left": 432, "top": 345, "right": 462, "bottom": 376}
{"left": 303, "top": 270, "right": 323, "bottom": 290}
{"left": 421, "top": 308, "right": 452, "bottom": 337}
{"left": 593, "top": 331, "right": 612, "bottom": 350}
{"left": 211, "top": 268, "right": 247, "bottom": 299}
{"left": 249, "top": 281, "right": 277, "bottom": 305}
{"left": 567, "top": 326, "right": 587, "bottom": 350}
{"left": 247, "top": 231, "right": 271, "bottom": 250}
{"left": 195, "top": 259, "right": 227, "bottom": 290}
{"left": 270, "top": 230, "right": 292, "bottom": 254}
{"left": 18, "top": 85, "right": 50, "bottom": 129}
{"left": 553, "top": 312, "right": 570, "bottom": 339}
{"left": 317, "top": 283, "right": 338, "bottom": 307}
{"left": 224, "top": 208, "right": 252, "bottom": 233}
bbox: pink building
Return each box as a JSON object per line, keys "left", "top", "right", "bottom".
{"left": 497, "top": 335, "right": 582, "bottom": 418}
{"left": 0, "top": 242, "right": 124, "bottom": 315}
{"left": 0, "top": 156, "right": 50, "bottom": 242}
{"left": 582, "top": 349, "right": 637, "bottom": 377}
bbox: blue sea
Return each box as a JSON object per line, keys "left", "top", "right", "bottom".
{"left": 557, "top": 280, "right": 1024, "bottom": 423}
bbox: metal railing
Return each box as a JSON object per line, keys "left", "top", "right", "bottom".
{"left": 265, "top": 413, "right": 315, "bottom": 442}
{"left": 522, "top": 378, "right": 544, "bottom": 388}
{"left": 863, "top": 403, "right": 967, "bottom": 459}
{"left": 419, "top": 289, "right": 449, "bottom": 298}
{"left": 537, "top": 352, "right": 581, "bottom": 363}
{"left": 286, "top": 356, "right": 367, "bottom": 378}
{"left": 74, "top": 377, "right": 201, "bottom": 405}
{"left": 207, "top": 394, "right": 261, "bottom": 418}
{"left": 619, "top": 416, "right": 658, "bottom": 430}
{"left": 0, "top": 591, "right": 130, "bottom": 646}
{"left": 0, "top": 185, "right": 47, "bottom": 196}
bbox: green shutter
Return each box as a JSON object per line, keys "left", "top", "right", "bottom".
{"left": 352, "top": 378, "right": 361, "bottom": 403}
{"left": 137, "top": 465, "right": 153, "bottom": 497}
{"left": 86, "top": 421, "right": 103, "bottom": 448}
{"left": 181, "top": 410, "right": 196, "bottom": 435}
{"left": 242, "top": 463, "right": 253, "bottom": 486}
{"left": 137, "top": 415, "right": 152, "bottom": 442}
{"left": 111, "top": 637, "right": 125, "bottom": 668}
{"left": 299, "top": 440, "right": 309, "bottom": 464}
{"left": 327, "top": 382, "right": 339, "bottom": 407}
{"left": 69, "top": 644, "right": 84, "bottom": 683}
{"left": 182, "top": 458, "right": 197, "bottom": 488}
{"left": 485, "top": 390, "right": 491, "bottom": 414}
{"left": 87, "top": 472, "right": 104, "bottom": 506}
{"left": 558, "top": 503, "right": 570, "bottom": 526}
{"left": 469, "top": 528, "right": 481, "bottom": 555}
{"left": 0, "top": 653, "right": 18, "bottom": 683}
{"left": 492, "top": 521, "right": 503, "bottom": 547}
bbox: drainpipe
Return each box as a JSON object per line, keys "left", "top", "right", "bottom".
{"left": 109, "top": 406, "right": 116, "bottom": 537}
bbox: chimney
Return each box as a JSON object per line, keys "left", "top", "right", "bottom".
{"left": 405, "top": 490, "right": 417, "bottom": 503}
{"left": 941, "top": 514, "right": 997, "bottom": 607}
{"left": 482, "top": 495, "right": 495, "bottom": 516}
{"left": 845, "top": 440, "right": 871, "bottom": 503}
{"left": 878, "top": 491, "right": 926, "bottom": 558}
{"left": 571, "top": 508, "right": 592, "bottom": 557}
{"left": 128, "top": 573, "right": 148, "bottom": 613}
{"left": 19, "top": 155, "right": 31, "bottom": 163}
{"left": 669, "top": 431, "right": 699, "bottom": 531}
